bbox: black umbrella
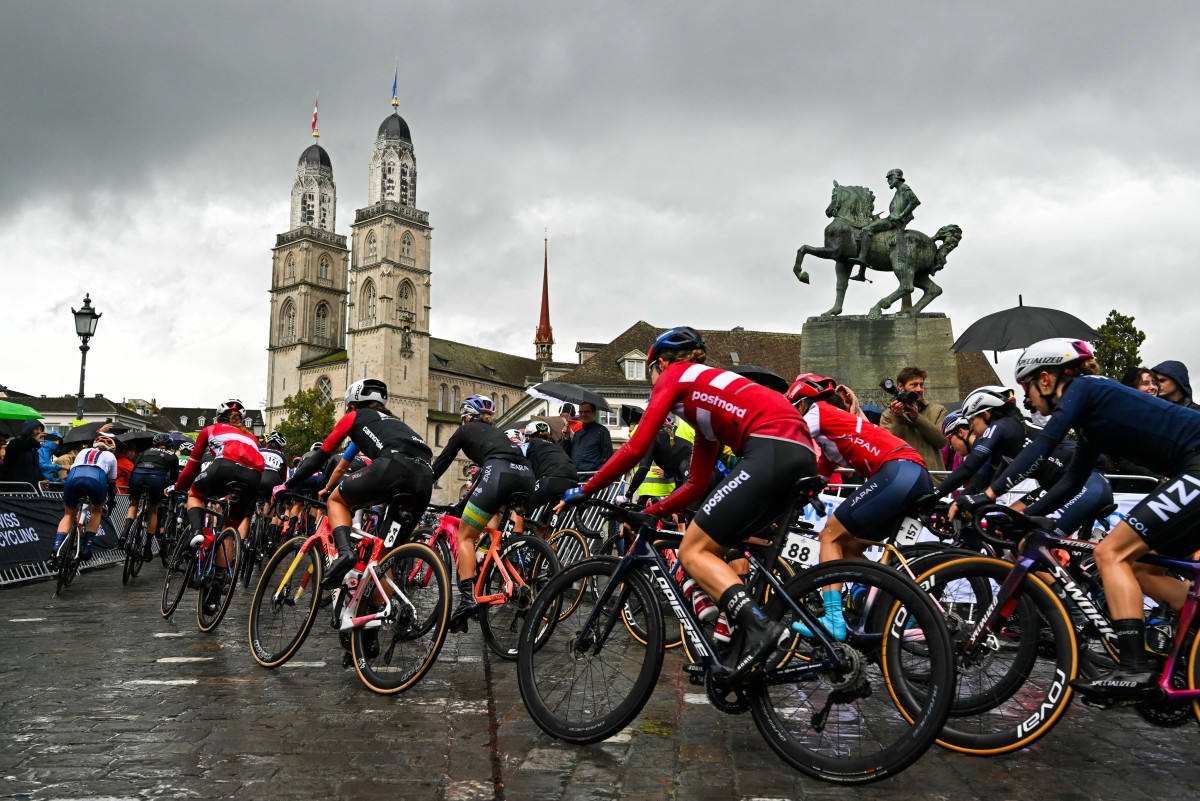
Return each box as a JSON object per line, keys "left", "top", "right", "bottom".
{"left": 117, "top": 430, "right": 157, "bottom": 450}
{"left": 62, "top": 421, "right": 118, "bottom": 446}
{"left": 951, "top": 296, "right": 1100, "bottom": 359}
{"left": 729, "top": 365, "right": 790, "bottom": 394}
{"left": 526, "top": 382, "right": 611, "bottom": 411}
{"left": 619, "top": 405, "right": 645, "bottom": 428}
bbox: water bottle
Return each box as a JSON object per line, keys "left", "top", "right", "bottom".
{"left": 1145, "top": 611, "right": 1173, "bottom": 656}
{"left": 344, "top": 567, "right": 362, "bottom": 591}
{"left": 476, "top": 539, "right": 489, "bottom": 564}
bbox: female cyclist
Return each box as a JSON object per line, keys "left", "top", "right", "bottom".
{"left": 956, "top": 338, "right": 1200, "bottom": 697}
{"left": 284, "top": 378, "right": 433, "bottom": 588}
{"left": 562, "top": 327, "right": 819, "bottom": 680}
{"left": 50, "top": 433, "right": 119, "bottom": 567}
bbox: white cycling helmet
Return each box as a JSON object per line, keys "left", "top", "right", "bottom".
{"left": 217, "top": 398, "right": 246, "bottom": 417}
{"left": 345, "top": 378, "right": 388, "bottom": 407}
{"left": 525, "top": 420, "right": 552, "bottom": 437}
{"left": 504, "top": 428, "right": 525, "bottom": 443}
{"left": 960, "top": 385, "right": 1016, "bottom": 418}
{"left": 1014, "top": 338, "right": 1096, "bottom": 384}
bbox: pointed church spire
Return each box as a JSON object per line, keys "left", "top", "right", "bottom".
{"left": 534, "top": 233, "right": 554, "bottom": 363}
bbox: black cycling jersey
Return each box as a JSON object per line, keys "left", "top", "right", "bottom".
{"left": 133, "top": 447, "right": 181, "bottom": 480}
{"left": 288, "top": 407, "right": 430, "bottom": 490}
{"left": 938, "top": 415, "right": 1026, "bottom": 496}
{"left": 628, "top": 430, "right": 692, "bottom": 495}
{"left": 991, "top": 375, "right": 1200, "bottom": 508}
{"left": 524, "top": 437, "right": 578, "bottom": 483}
{"left": 431, "top": 421, "right": 528, "bottom": 482}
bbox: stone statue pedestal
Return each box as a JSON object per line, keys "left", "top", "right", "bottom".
{"left": 799, "top": 313, "right": 959, "bottom": 407}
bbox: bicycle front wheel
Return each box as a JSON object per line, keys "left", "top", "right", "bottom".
{"left": 197, "top": 528, "right": 241, "bottom": 632}
{"left": 54, "top": 529, "right": 77, "bottom": 597}
{"left": 248, "top": 536, "right": 323, "bottom": 667}
{"left": 160, "top": 533, "right": 195, "bottom": 618}
{"left": 479, "top": 535, "right": 560, "bottom": 660}
{"left": 751, "top": 559, "right": 954, "bottom": 784}
{"left": 352, "top": 542, "right": 451, "bottom": 695}
{"left": 517, "top": 557, "right": 664, "bottom": 744}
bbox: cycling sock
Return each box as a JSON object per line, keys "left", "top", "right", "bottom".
{"left": 186, "top": 507, "right": 207, "bottom": 540}
{"left": 719, "top": 584, "right": 766, "bottom": 630}
{"left": 1113, "top": 617, "right": 1151, "bottom": 668}
{"left": 458, "top": 577, "right": 477, "bottom": 605}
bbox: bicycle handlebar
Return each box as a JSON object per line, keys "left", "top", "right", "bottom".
{"left": 970, "top": 503, "right": 1050, "bottom": 550}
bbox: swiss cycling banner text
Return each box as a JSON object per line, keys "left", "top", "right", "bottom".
{"left": 0, "top": 496, "right": 118, "bottom": 568}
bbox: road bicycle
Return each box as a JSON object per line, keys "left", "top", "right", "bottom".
{"left": 249, "top": 492, "right": 450, "bottom": 695}
{"left": 121, "top": 490, "right": 155, "bottom": 585}
{"left": 240, "top": 496, "right": 282, "bottom": 589}
{"left": 908, "top": 504, "right": 1200, "bottom": 755}
{"left": 516, "top": 483, "right": 956, "bottom": 784}
{"left": 51, "top": 495, "right": 100, "bottom": 596}
{"left": 159, "top": 485, "right": 246, "bottom": 632}
{"left": 158, "top": 490, "right": 187, "bottom": 569}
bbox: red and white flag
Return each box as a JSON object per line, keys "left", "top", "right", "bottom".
{"left": 311, "top": 93, "right": 319, "bottom": 135}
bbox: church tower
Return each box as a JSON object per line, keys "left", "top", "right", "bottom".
{"left": 346, "top": 101, "right": 432, "bottom": 430}
{"left": 265, "top": 138, "right": 350, "bottom": 428}
{"left": 534, "top": 236, "right": 554, "bottom": 363}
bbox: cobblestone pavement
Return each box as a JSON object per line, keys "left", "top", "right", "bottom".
{"left": 1, "top": 564, "right": 1198, "bottom": 801}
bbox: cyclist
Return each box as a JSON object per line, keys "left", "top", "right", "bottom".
{"left": 121, "top": 433, "right": 180, "bottom": 559}
{"left": 941, "top": 410, "right": 973, "bottom": 470}
{"left": 259, "top": 432, "right": 288, "bottom": 496}
{"left": 785, "top": 374, "right": 933, "bottom": 639}
{"left": 955, "top": 338, "right": 1200, "bottom": 697}
{"left": 563, "top": 327, "right": 819, "bottom": 680}
{"left": 284, "top": 378, "right": 433, "bottom": 588}
{"left": 49, "top": 433, "right": 119, "bottom": 568}
{"left": 522, "top": 420, "right": 578, "bottom": 527}
{"left": 177, "top": 439, "right": 194, "bottom": 468}
{"left": 431, "top": 394, "right": 535, "bottom": 632}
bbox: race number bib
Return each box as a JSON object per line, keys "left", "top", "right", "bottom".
{"left": 894, "top": 516, "right": 922, "bottom": 546}
{"left": 782, "top": 530, "right": 820, "bottom": 569}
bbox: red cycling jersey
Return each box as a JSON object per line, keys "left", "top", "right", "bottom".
{"left": 582, "top": 361, "right": 816, "bottom": 516}
{"left": 176, "top": 422, "right": 264, "bottom": 491}
{"left": 802, "top": 402, "right": 925, "bottom": 479}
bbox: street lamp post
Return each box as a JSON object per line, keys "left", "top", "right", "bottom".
{"left": 251, "top": 416, "right": 266, "bottom": 439}
{"left": 72, "top": 294, "right": 102, "bottom": 421}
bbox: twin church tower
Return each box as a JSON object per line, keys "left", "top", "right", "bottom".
{"left": 265, "top": 103, "right": 554, "bottom": 460}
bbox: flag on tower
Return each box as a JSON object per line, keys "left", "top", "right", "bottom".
{"left": 311, "top": 93, "right": 319, "bottom": 137}
{"left": 391, "top": 61, "right": 399, "bottom": 107}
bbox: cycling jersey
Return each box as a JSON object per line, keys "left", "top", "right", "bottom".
{"left": 582, "top": 361, "right": 816, "bottom": 517}
{"left": 69, "top": 447, "right": 118, "bottom": 484}
{"left": 431, "top": 421, "right": 527, "bottom": 483}
{"left": 259, "top": 447, "right": 286, "bottom": 475}
{"left": 135, "top": 447, "right": 181, "bottom": 475}
{"left": 64, "top": 447, "right": 118, "bottom": 507}
{"left": 803, "top": 401, "right": 924, "bottom": 478}
{"left": 320, "top": 407, "right": 431, "bottom": 463}
{"left": 938, "top": 416, "right": 1025, "bottom": 496}
{"left": 177, "top": 423, "right": 264, "bottom": 492}
{"left": 990, "top": 375, "right": 1200, "bottom": 506}
{"left": 524, "top": 438, "right": 578, "bottom": 483}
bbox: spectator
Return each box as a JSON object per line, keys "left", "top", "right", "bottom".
{"left": 0, "top": 419, "right": 45, "bottom": 487}
{"left": 879, "top": 367, "right": 947, "bottom": 480}
{"left": 54, "top": 443, "right": 81, "bottom": 477}
{"left": 115, "top": 443, "right": 137, "bottom": 493}
{"left": 565, "top": 401, "right": 613, "bottom": 474}
{"left": 1150, "top": 360, "right": 1200, "bottom": 411}
{"left": 1120, "top": 366, "right": 1158, "bottom": 396}
{"left": 0, "top": 435, "right": 7, "bottom": 467}
{"left": 558, "top": 403, "right": 582, "bottom": 440}
{"left": 38, "top": 433, "right": 63, "bottom": 482}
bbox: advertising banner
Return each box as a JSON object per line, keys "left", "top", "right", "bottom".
{"left": 0, "top": 496, "right": 117, "bottom": 568}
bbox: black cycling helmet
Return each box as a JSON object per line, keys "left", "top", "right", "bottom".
{"left": 151, "top": 433, "right": 172, "bottom": 448}
{"left": 647, "top": 326, "right": 706, "bottom": 365}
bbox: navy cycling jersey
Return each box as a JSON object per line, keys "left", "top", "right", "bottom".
{"left": 431, "top": 421, "right": 528, "bottom": 483}
{"left": 990, "top": 375, "right": 1200, "bottom": 508}
{"left": 938, "top": 416, "right": 1026, "bottom": 496}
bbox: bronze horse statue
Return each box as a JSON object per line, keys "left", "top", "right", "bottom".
{"left": 793, "top": 182, "right": 962, "bottom": 318}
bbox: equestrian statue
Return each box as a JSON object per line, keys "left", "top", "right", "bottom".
{"left": 793, "top": 169, "right": 962, "bottom": 319}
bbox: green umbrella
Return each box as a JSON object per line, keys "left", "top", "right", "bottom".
{"left": 0, "top": 399, "right": 41, "bottom": 420}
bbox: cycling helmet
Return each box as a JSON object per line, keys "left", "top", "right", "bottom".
{"left": 460, "top": 394, "right": 496, "bottom": 420}
{"left": 93, "top": 434, "right": 116, "bottom": 450}
{"left": 310, "top": 441, "right": 324, "bottom": 451}
{"left": 662, "top": 413, "right": 675, "bottom": 427}
{"left": 179, "top": 440, "right": 195, "bottom": 455}
{"left": 941, "top": 410, "right": 971, "bottom": 436}
{"left": 265, "top": 432, "right": 287, "bottom": 449}
{"left": 960, "top": 385, "right": 1017, "bottom": 418}
{"left": 345, "top": 378, "right": 387, "bottom": 407}
{"left": 785, "top": 373, "right": 837, "bottom": 406}
{"left": 151, "top": 433, "right": 172, "bottom": 448}
{"left": 504, "top": 428, "right": 525, "bottom": 443}
{"left": 216, "top": 399, "right": 246, "bottom": 417}
{"left": 1014, "top": 338, "right": 1095, "bottom": 384}
{"left": 646, "top": 326, "right": 706, "bottom": 364}
{"left": 525, "top": 420, "right": 552, "bottom": 437}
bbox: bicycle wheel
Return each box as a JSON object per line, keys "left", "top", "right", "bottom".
{"left": 64, "top": 517, "right": 85, "bottom": 587}
{"left": 544, "top": 528, "right": 594, "bottom": 622}
{"left": 159, "top": 502, "right": 178, "bottom": 568}
{"left": 126, "top": 507, "right": 150, "bottom": 584}
{"left": 197, "top": 528, "right": 241, "bottom": 632}
{"left": 54, "top": 528, "right": 77, "bottom": 597}
{"left": 160, "top": 532, "right": 195, "bottom": 618}
{"left": 240, "top": 513, "right": 265, "bottom": 589}
{"left": 248, "top": 535, "right": 323, "bottom": 668}
{"left": 750, "top": 559, "right": 954, "bottom": 784}
{"left": 352, "top": 542, "right": 451, "bottom": 695}
{"left": 897, "top": 556, "right": 1078, "bottom": 755}
{"left": 478, "top": 535, "right": 561, "bottom": 660}
{"left": 517, "top": 557, "right": 664, "bottom": 744}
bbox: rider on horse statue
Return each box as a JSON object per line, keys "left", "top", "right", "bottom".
{"left": 851, "top": 169, "right": 919, "bottom": 282}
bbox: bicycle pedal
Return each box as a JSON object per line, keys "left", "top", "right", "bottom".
{"left": 1079, "top": 695, "right": 1117, "bottom": 710}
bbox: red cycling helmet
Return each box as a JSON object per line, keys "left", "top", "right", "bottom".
{"left": 786, "top": 374, "right": 837, "bottom": 406}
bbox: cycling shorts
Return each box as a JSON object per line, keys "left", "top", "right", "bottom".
{"left": 833, "top": 458, "right": 934, "bottom": 541}
{"left": 532, "top": 476, "right": 577, "bottom": 511}
{"left": 338, "top": 452, "right": 433, "bottom": 513}
{"left": 463, "top": 459, "right": 536, "bottom": 529}
{"left": 1123, "top": 450, "right": 1200, "bottom": 557}
{"left": 258, "top": 469, "right": 284, "bottom": 498}
{"left": 192, "top": 458, "right": 261, "bottom": 524}
{"left": 64, "top": 473, "right": 108, "bottom": 508}
{"left": 692, "top": 435, "right": 818, "bottom": 547}
{"left": 129, "top": 469, "right": 169, "bottom": 500}
{"left": 1042, "top": 471, "right": 1113, "bottom": 537}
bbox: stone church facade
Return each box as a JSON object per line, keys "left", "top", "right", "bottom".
{"left": 264, "top": 107, "right": 546, "bottom": 499}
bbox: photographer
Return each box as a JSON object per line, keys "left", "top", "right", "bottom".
{"left": 879, "top": 366, "right": 947, "bottom": 481}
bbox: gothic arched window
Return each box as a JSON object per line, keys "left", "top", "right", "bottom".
{"left": 286, "top": 254, "right": 295, "bottom": 280}
{"left": 366, "top": 232, "right": 377, "bottom": 264}
{"left": 281, "top": 301, "right": 296, "bottom": 343}
{"left": 501, "top": 395, "right": 508, "bottom": 415}
{"left": 398, "top": 280, "right": 414, "bottom": 313}
{"left": 402, "top": 233, "right": 413, "bottom": 258}
{"left": 361, "top": 280, "right": 377, "bottom": 324}
{"left": 318, "top": 255, "right": 330, "bottom": 279}
{"left": 317, "top": 376, "right": 333, "bottom": 405}
{"left": 315, "top": 303, "right": 329, "bottom": 340}
{"left": 450, "top": 386, "right": 459, "bottom": 410}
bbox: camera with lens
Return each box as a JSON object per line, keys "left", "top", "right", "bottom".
{"left": 879, "top": 378, "right": 920, "bottom": 405}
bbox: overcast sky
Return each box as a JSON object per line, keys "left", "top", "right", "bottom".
{"left": 3, "top": 2, "right": 1198, "bottom": 408}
